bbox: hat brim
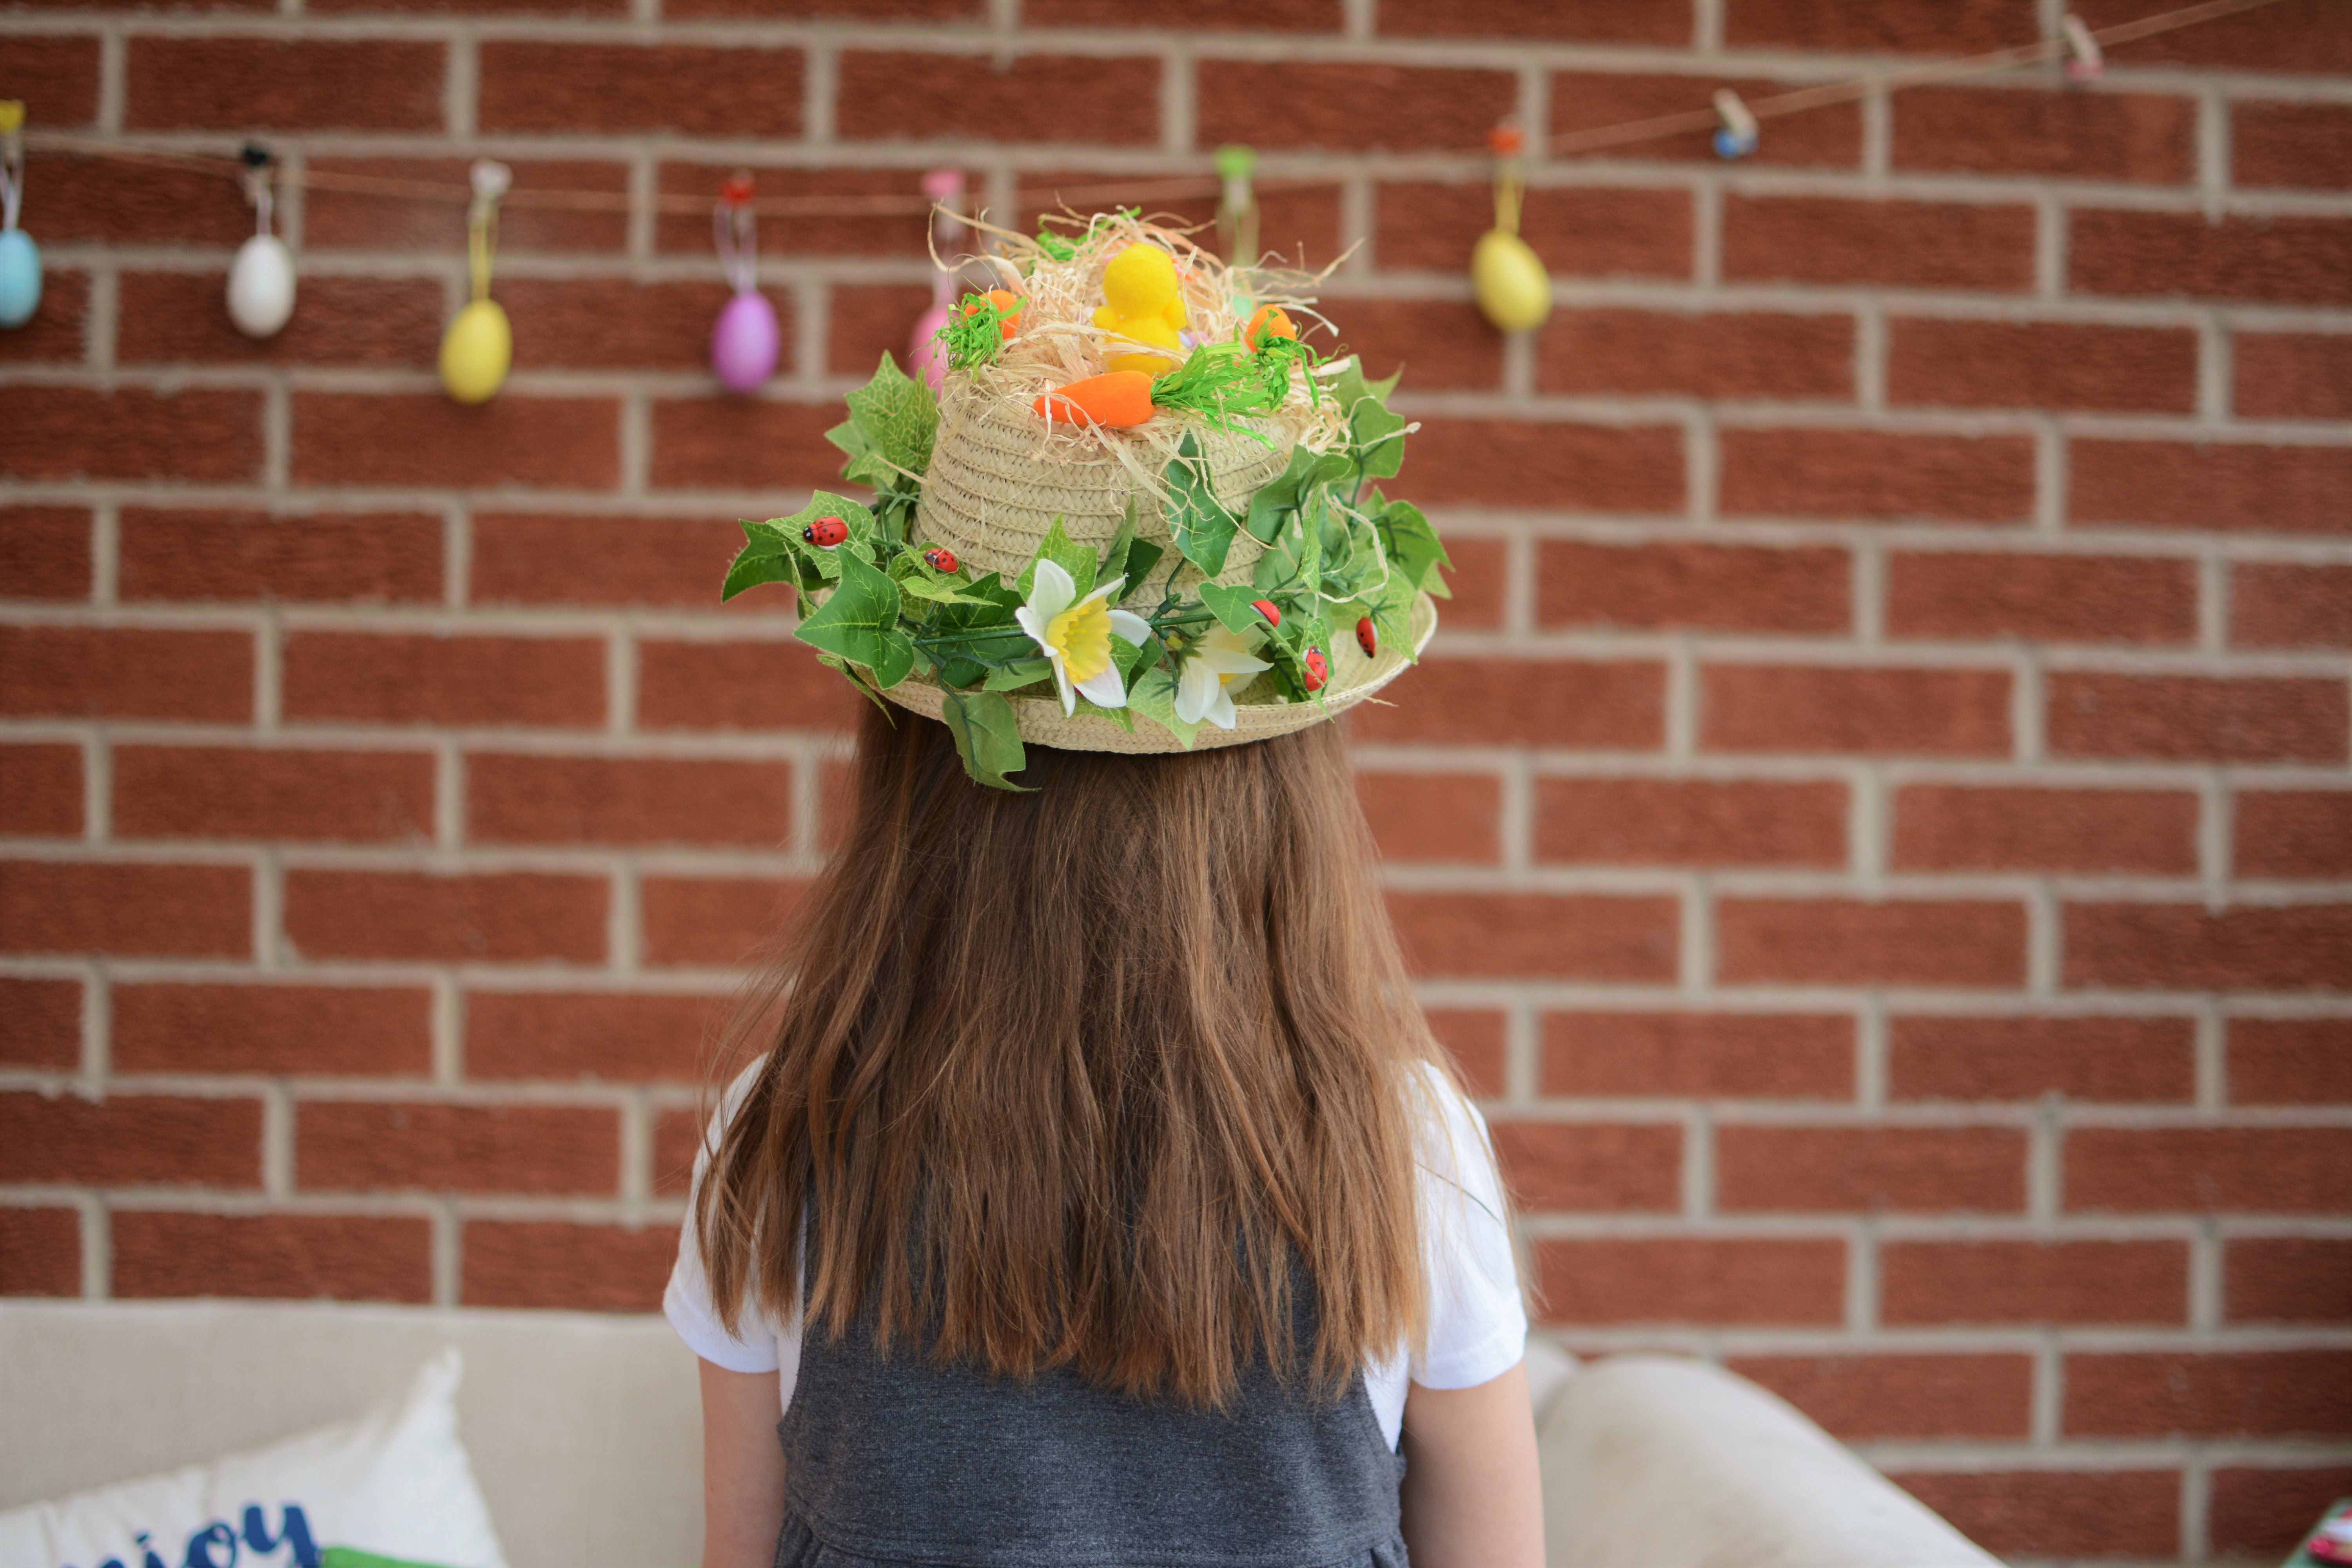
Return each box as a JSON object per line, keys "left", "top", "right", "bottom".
{"left": 877, "top": 590, "right": 1438, "bottom": 754}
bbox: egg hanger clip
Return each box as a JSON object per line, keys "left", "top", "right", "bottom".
{"left": 710, "top": 170, "right": 780, "bottom": 394}
{"left": 227, "top": 143, "right": 295, "bottom": 339}
{"left": 0, "top": 100, "right": 40, "bottom": 330}
{"left": 2062, "top": 14, "right": 2105, "bottom": 81}
{"left": 910, "top": 167, "right": 967, "bottom": 389}
{"left": 1712, "top": 89, "right": 1760, "bottom": 159}
{"left": 1214, "top": 143, "right": 1259, "bottom": 271}
{"left": 1470, "top": 122, "right": 1552, "bottom": 334}
{"left": 438, "top": 157, "right": 512, "bottom": 404}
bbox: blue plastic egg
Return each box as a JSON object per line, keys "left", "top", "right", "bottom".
{"left": 0, "top": 229, "right": 41, "bottom": 328}
{"left": 710, "top": 290, "right": 780, "bottom": 394}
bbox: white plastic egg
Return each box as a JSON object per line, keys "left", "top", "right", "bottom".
{"left": 227, "top": 232, "right": 296, "bottom": 339}
{"left": 439, "top": 298, "right": 512, "bottom": 404}
{"left": 0, "top": 229, "right": 42, "bottom": 329}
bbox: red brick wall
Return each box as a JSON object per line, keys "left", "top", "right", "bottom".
{"left": 3, "top": 1, "right": 2349, "bottom": 1559}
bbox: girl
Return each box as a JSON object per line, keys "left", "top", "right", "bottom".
{"left": 665, "top": 707, "right": 1543, "bottom": 1568}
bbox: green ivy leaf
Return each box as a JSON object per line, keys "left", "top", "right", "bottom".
{"left": 721, "top": 521, "right": 801, "bottom": 602}
{"left": 983, "top": 658, "right": 1054, "bottom": 691}
{"left": 1198, "top": 580, "right": 1271, "bottom": 637}
{"left": 1100, "top": 498, "right": 1165, "bottom": 603}
{"left": 1163, "top": 432, "right": 1241, "bottom": 577}
{"left": 1370, "top": 495, "right": 1452, "bottom": 595}
{"left": 1365, "top": 564, "right": 1419, "bottom": 660}
{"left": 1245, "top": 443, "right": 1354, "bottom": 545}
{"left": 1127, "top": 664, "right": 1202, "bottom": 750}
{"left": 940, "top": 688, "right": 1032, "bottom": 791}
{"left": 842, "top": 353, "right": 938, "bottom": 481}
{"left": 795, "top": 548, "right": 915, "bottom": 689}
{"left": 1017, "top": 515, "right": 1098, "bottom": 601}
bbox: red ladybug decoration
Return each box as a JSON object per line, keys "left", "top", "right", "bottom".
{"left": 923, "top": 546, "right": 959, "bottom": 573}
{"left": 1251, "top": 599, "right": 1281, "bottom": 627}
{"left": 1356, "top": 616, "right": 1377, "bottom": 657}
{"left": 1302, "top": 647, "right": 1329, "bottom": 692}
{"left": 803, "top": 515, "right": 848, "bottom": 548}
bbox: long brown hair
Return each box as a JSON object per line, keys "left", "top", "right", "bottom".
{"left": 693, "top": 704, "right": 1441, "bottom": 1408}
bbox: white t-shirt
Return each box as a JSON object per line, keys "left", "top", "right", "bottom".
{"left": 665, "top": 1059, "right": 1526, "bottom": 1451}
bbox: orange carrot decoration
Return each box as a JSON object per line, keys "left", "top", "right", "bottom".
{"left": 1033, "top": 370, "right": 1156, "bottom": 428}
{"left": 1243, "top": 304, "right": 1296, "bottom": 347}
{"left": 964, "top": 287, "right": 1022, "bottom": 341}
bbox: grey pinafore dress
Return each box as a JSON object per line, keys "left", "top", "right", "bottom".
{"left": 771, "top": 1309, "right": 1410, "bottom": 1568}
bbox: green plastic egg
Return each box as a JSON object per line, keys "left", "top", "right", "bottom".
{"left": 439, "top": 298, "right": 512, "bottom": 404}
{"left": 1471, "top": 228, "right": 1552, "bottom": 333}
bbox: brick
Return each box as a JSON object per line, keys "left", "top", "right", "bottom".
{"left": 1883, "top": 1240, "right": 2189, "bottom": 1326}
{"left": 291, "top": 394, "right": 621, "bottom": 490}
{"left": 1894, "top": 86, "right": 2194, "bottom": 184}
{"left": 1331, "top": 298, "right": 1504, "bottom": 392}
{"left": 1384, "top": 0, "right": 1685, "bottom": 41}
{"left": 465, "top": 990, "right": 721, "bottom": 1082}
{"left": 2072, "top": 0, "right": 2352, "bottom": 74}
{"left": 1380, "top": 416, "right": 1686, "bottom": 512}
{"left": 641, "top": 875, "right": 811, "bottom": 968}
{"left": 1375, "top": 183, "right": 1691, "bottom": 280}
{"left": 1728, "top": 1354, "right": 2034, "bottom": 1440}
{"left": 469, "top": 754, "right": 792, "bottom": 849}
{"left": 1718, "top": 1125, "right": 2026, "bottom": 1212}
{"left": 1425, "top": 1009, "right": 1506, "bottom": 1097}
{"left": 0, "top": 386, "right": 262, "bottom": 483}
{"left": 0, "top": 1208, "right": 80, "bottom": 1296}
{"left": 2236, "top": 332, "right": 2352, "bottom": 419}
{"left": 1886, "top": 550, "right": 2195, "bottom": 644}
{"left": 1552, "top": 71, "right": 1860, "bottom": 168}
{"left": 1388, "top": 892, "right": 1678, "bottom": 981}
{"left": 0, "top": 33, "right": 101, "bottom": 126}
{"left": 116, "top": 272, "right": 445, "bottom": 368}
{"left": 2047, "top": 673, "right": 2347, "bottom": 763}
{"left": 1031, "top": 0, "right": 1332, "bottom": 24}
{"left": 492, "top": 278, "right": 745, "bottom": 372}
{"left": 1893, "top": 785, "right": 2198, "bottom": 875}
{"left": 1722, "top": 197, "right": 2036, "bottom": 292}
{"left": 2210, "top": 1467, "right": 2352, "bottom": 1561}
{"left": 2230, "top": 1018, "right": 2352, "bottom": 1105}
{"left": 1349, "top": 657, "right": 1666, "bottom": 749}
{"left": 299, "top": 1101, "right": 618, "bottom": 1195}
{"left": 0, "top": 744, "right": 81, "bottom": 836}
{"left": 1535, "top": 778, "right": 1848, "bottom": 867}
{"left": 1487, "top": 1121, "right": 1681, "bottom": 1211}
{"left": 0, "top": 1091, "right": 261, "bottom": 1187}
{"left": 2234, "top": 102, "right": 2352, "bottom": 189}
{"left": 1718, "top": 897, "right": 2027, "bottom": 988}
{"left": 119, "top": 508, "right": 443, "bottom": 604}
{"left": 2239, "top": 791, "right": 2352, "bottom": 880}
{"left": 1531, "top": 1237, "right": 1846, "bottom": 1325}
{"left": 2067, "top": 1127, "right": 2352, "bottom": 1213}
{"left": 114, "top": 746, "right": 436, "bottom": 843}
{"left": 126, "top": 38, "right": 444, "bottom": 130}
{"left": 461, "top": 1220, "right": 673, "bottom": 1312}
{"left": 472, "top": 513, "right": 750, "bottom": 609}
{"left": 22, "top": 151, "right": 252, "bottom": 247}
{"left": 112, "top": 983, "right": 432, "bottom": 1078}
{"left": 2226, "top": 1238, "right": 2352, "bottom": 1325}
{"left": 1538, "top": 541, "right": 1848, "bottom": 634}
{"left": 0, "top": 269, "right": 89, "bottom": 365}
{"left": 659, "top": 165, "right": 977, "bottom": 260}
{"left": 666, "top": 0, "right": 975, "bottom": 13}
{"left": 0, "top": 978, "right": 80, "bottom": 1069}
{"left": 1718, "top": 429, "right": 2036, "bottom": 523}
{"left": 654, "top": 1107, "right": 703, "bottom": 1198}
{"left": 1887, "top": 1471, "right": 2180, "bottom": 1562}
{"left": 1436, "top": 537, "right": 1506, "bottom": 630}
{"left": 112, "top": 1212, "right": 431, "bottom": 1303}
{"left": 2071, "top": 439, "right": 2352, "bottom": 535}
{"left": 1890, "top": 1014, "right": 2197, "bottom": 1103}
{"left": 0, "top": 862, "right": 249, "bottom": 958}
{"left": 1701, "top": 665, "right": 2011, "bottom": 757}
{"left": 2067, "top": 903, "right": 2352, "bottom": 992}
{"left": 282, "top": 633, "right": 604, "bottom": 728}
{"left": 638, "top": 640, "right": 863, "bottom": 734}
{"left": 480, "top": 43, "right": 798, "bottom": 135}
{"left": 648, "top": 398, "right": 843, "bottom": 492}
{"left": 0, "top": 506, "right": 92, "bottom": 599}
{"left": 2065, "top": 1350, "right": 2352, "bottom": 1438}
{"left": 1542, "top": 1011, "right": 1853, "bottom": 1099}
{"left": 1356, "top": 771, "right": 1501, "bottom": 864}
{"left": 840, "top": 52, "right": 1154, "bottom": 143}
{"left": 306, "top": 158, "right": 629, "bottom": 254}
{"left": 1725, "top": 0, "right": 2023, "bottom": 52}
{"left": 2072, "top": 211, "right": 2352, "bottom": 306}
{"left": 1199, "top": 59, "right": 1513, "bottom": 152}
{"left": 285, "top": 870, "right": 608, "bottom": 964}
{"left": 829, "top": 284, "right": 938, "bottom": 376}
{"left": 1540, "top": 309, "right": 1853, "bottom": 400}
{"left": 309, "top": 0, "right": 628, "bottom": 10}
{"left": 0, "top": 627, "right": 251, "bottom": 723}
{"left": 2232, "top": 563, "right": 2352, "bottom": 647}
{"left": 1888, "top": 319, "right": 2196, "bottom": 414}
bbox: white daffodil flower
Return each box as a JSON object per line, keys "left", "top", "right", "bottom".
{"left": 1014, "top": 557, "right": 1151, "bottom": 715}
{"left": 1174, "top": 624, "right": 1272, "bottom": 730}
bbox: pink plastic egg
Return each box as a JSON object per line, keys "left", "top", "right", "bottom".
{"left": 710, "top": 290, "right": 780, "bottom": 394}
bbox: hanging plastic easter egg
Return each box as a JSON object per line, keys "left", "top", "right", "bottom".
{"left": 710, "top": 290, "right": 780, "bottom": 394}
{"left": 227, "top": 232, "right": 296, "bottom": 338}
{"left": 1472, "top": 228, "right": 1552, "bottom": 333}
{"left": 0, "top": 229, "right": 40, "bottom": 328}
{"left": 439, "top": 298, "right": 512, "bottom": 404}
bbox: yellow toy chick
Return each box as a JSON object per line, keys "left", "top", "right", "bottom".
{"left": 1092, "top": 243, "right": 1187, "bottom": 374}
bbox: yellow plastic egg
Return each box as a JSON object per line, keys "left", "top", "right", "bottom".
{"left": 1471, "top": 228, "right": 1552, "bottom": 333}
{"left": 439, "top": 298, "right": 512, "bottom": 404}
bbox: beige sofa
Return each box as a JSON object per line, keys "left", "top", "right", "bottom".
{"left": 0, "top": 1301, "right": 2001, "bottom": 1567}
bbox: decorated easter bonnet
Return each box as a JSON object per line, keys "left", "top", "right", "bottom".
{"left": 721, "top": 210, "right": 1450, "bottom": 789}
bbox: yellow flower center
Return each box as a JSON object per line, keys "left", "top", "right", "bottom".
{"left": 1045, "top": 594, "right": 1113, "bottom": 684}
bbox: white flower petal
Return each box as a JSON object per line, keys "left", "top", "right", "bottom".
{"left": 1074, "top": 662, "right": 1127, "bottom": 710}
{"left": 1175, "top": 659, "right": 1218, "bottom": 725}
{"left": 1205, "top": 684, "right": 1239, "bottom": 730}
{"left": 1026, "top": 557, "right": 1076, "bottom": 621}
{"left": 1108, "top": 608, "right": 1151, "bottom": 646}
{"left": 1051, "top": 660, "right": 1077, "bottom": 716}
{"left": 1014, "top": 604, "right": 1052, "bottom": 656}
